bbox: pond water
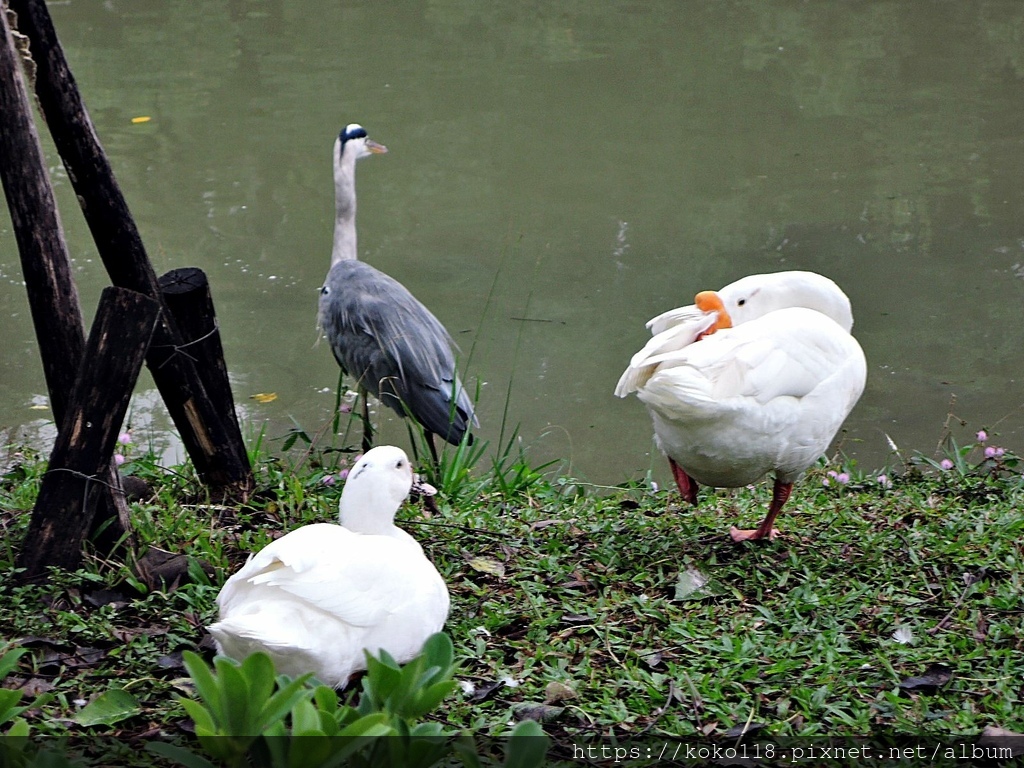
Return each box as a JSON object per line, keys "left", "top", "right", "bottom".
{"left": 2, "top": 0, "right": 1023, "bottom": 485}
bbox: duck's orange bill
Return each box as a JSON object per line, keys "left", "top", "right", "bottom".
{"left": 694, "top": 291, "right": 733, "bottom": 336}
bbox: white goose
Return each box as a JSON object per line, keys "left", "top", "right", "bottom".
{"left": 208, "top": 446, "right": 450, "bottom": 687}
{"left": 615, "top": 271, "right": 867, "bottom": 542}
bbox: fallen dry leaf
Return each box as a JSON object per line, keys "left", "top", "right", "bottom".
{"left": 464, "top": 555, "right": 505, "bottom": 578}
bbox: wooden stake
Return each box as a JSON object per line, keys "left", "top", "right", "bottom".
{"left": 16, "top": 288, "right": 160, "bottom": 582}
{"left": 0, "top": 4, "right": 132, "bottom": 552}
{"left": 5, "top": 0, "right": 253, "bottom": 498}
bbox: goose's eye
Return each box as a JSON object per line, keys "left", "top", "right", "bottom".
{"left": 737, "top": 298, "right": 746, "bottom": 306}
{"left": 396, "top": 460, "right": 405, "bottom": 468}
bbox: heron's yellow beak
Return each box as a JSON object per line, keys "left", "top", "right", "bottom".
{"left": 366, "top": 140, "right": 388, "bottom": 154}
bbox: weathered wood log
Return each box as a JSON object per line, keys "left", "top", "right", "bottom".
{"left": 6, "top": 0, "right": 253, "bottom": 498}
{"left": 0, "top": 5, "right": 132, "bottom": 552}
{"left": 16, "top": 287, "right": 160, "bottom": 583}
{"left": 159, "top": 268, "right": 245, "bottom": 445}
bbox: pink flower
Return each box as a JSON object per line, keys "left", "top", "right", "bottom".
{"left": 822, "top": 478, "right": 830, "bottom": 487}
{"left": 117, "top": 432, "right": 132, "bottom": 445}
{"left": 940, "top": 458, "right": 954, "bottom": 470}
{"left": 976, "top": 430, "right": 988, "bottom": 442}
{"left": 877, "top": 474, "right": 892, "bottom": 489}
{"left": 340, "top": 404, "right": 353, "bottom": 414}
{"left": 836, "top": 472, "right": 850, "bottom": 485}
{"left": 113, "top": 454, "right": 126, "bottom": 466}
{"left": 338, "top": 468, "right": 350, "bottom": 481}
{"left": 321, "top": 474, "right": 336, "bottom": 486}
{"left": 984, "top": 446, "right": 1005, "bottom": 459}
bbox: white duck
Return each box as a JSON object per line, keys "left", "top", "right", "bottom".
{"left": 615, "top": 271, "right": 867, "bottom": 542}
{"left": 208, "top": 445, "right": 450, "bottom": 687}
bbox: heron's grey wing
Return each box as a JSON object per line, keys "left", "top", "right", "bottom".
{"left": 319, "top": 261, "right": 477, "bottom": 444}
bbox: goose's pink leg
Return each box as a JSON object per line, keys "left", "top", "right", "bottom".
{"left": 730, "top": 479, "right": 791, "bottom": 542}
{"left": 669, "top": 457, "right": 699, "bottom": 506}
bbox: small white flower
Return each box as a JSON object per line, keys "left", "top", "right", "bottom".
{"left": 458, "top": 680, "right": 476, "bottom": 696}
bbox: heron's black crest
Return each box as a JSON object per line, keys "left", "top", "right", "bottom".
{"left": 340, "top": 124, "right": 368, "bottom": 144}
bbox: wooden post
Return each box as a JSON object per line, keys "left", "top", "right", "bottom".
{"left": 0, "top": 4, "right": 132, "bottom": 551}
{"left": 5, "top": 0, "right": 253, "bottom": 499}
{"left": 16, "top": 287, "right": 160, "bottom": 582}
{"left": 159, "top": 268, "right": 246, "bottom": 447}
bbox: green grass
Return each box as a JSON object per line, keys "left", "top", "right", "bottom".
{"left": 1, "top": 436, "right": 1023, "bottom": 760}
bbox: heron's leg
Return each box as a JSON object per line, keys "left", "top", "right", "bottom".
{"left": 426, "top": 431, "right": 440, "bottom": 467}
{"left": 669, "top": 457, "right": 699, "bottom": 505}
{"left": 730, "top": 478, "right": 790, "bottom": 542}
{"left": 359, "top": 388, "right": 374, "bottom": 452}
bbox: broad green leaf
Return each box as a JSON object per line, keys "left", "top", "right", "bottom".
{"left": 503, "top": 720, "right": 548, "bottom": 768}
{"left": 180, "top": 699, "right": 216, "bottom": 737}
{"left": 413, "top": 681, "right": 458, "bottom": 718}
{"left": 216, "top": 658, "right": 253, "bottom": 735}
{"left": 289, "top": 698, "right": 322, "bottom": 735}
{"left": 0, "top": 688, "right": 27, "bottom": 725}
{"left": 5, "top": 717, "right": 29, "bottom": 738}
{"left": 145, "top": 743, "right": 220, "bottom": 768}
{"left": 255, "top": 673, "right": 314, "bottom": 732}
{"left": 73, "top": 689, "right": 142, "bottom": 727}
{"left": 421, "top": 633, "right": 454, "bottom": 669}
{"left": 0, "top": 648, "right": 27, "bottom": 680}
{"left": 182, "top": 652, "right": 223, "bottom": 721}
{"left": 240, "top": 652, "right": 277, "bottom": 709}
{"left": 451, "top": 734, "right": 484, "bottom": 768}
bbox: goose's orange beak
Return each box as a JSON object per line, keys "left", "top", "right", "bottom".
{"left": 694, "top": 291, "right": 733, "bottom": 337}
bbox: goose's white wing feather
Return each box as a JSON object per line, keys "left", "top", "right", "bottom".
{"left": 615, "top": 307, "right": 717, "bottom": 396}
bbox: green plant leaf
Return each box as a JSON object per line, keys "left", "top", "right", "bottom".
{"left": 254, "top": 673, "right": 314, "bottom": 733}
{"left": 146, "top": 743, "right": 220, "bottom": 768}
{"left": 180, "top": 699, "right": 216, "bottom": 737}
{"left": 240, "top": 651, "right": 277, "bottom": 709}
{"left": 0, "top": 648, "right": 27, "bottom": 680}
{"left": 72, "top": 689, "right": 141, "bottom": 727}
{"left": 182, "top": 651, "right": 225, "bottom": 724}
{"left": 216, "top": 657, "right": 253, "bottom": 735}
{"left": 503, "top": 720, "right": 548, "bottom": 768}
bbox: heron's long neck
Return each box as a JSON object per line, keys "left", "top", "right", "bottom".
{"left": 331, "top": 150, "right": 358, "bottom": 265}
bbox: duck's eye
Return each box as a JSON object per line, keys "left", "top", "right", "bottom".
{"left": 396, "top": 460, "right": 405, "bottom": 468}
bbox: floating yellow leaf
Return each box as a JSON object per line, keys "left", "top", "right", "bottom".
{"left": 465, "top": 556, "right": 505, "bottom": 578}
{"left": 249, "top": 392, "right": 278, "bottom": 403}
{"left": 131, "top": 116, "right": 152, "bottom": 124}
{"left": 29, "top": 404, "right": 49, "bottom": 410}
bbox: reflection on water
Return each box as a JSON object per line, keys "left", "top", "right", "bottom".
{"left": 1, "top": 1, "right": 1023, "bottom": 484}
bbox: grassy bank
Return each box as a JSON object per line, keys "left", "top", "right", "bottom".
{"left": 1, "top": 434, "right": 1022, "bottom": 760}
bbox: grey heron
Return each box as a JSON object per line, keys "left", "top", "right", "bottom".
{"left": 318, "top": 124, "right": 478, "bottom": 460}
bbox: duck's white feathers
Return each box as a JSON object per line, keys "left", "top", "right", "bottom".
{"left": 208, "top": 445, "right": 450, "bottom": 688}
